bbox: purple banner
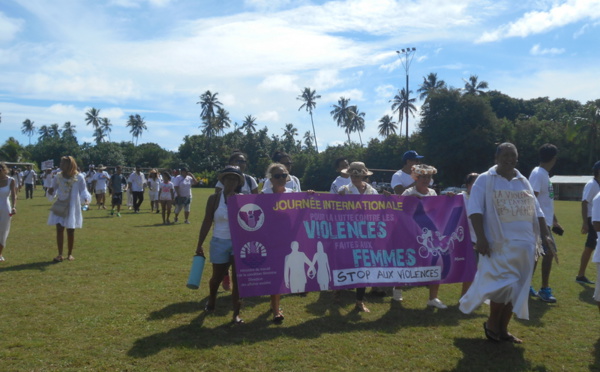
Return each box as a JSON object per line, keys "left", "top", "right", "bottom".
{"left": 228, "top": 193, "right": 476, "bottom": 298}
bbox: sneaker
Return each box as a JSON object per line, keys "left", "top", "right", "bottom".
{"left": 110, "top": 210, "right": 114, "bottom": 216}
{"left": 0, "top": 255, "right": 5, "bottom": 262}
{"left": 538, "top": 287, "right": 557, "bottom": 303}
{"left": 529, "top": 286, "right": 538, "bottom": 297}
{"left": 222, "top": 274, "right": 231, "bottom": 291}
{"left": 575, "top": 276, "right": 595, "bottom": 285}
{"left": 184, "top": 220, "right": 190, "bottom": 224}
{"left": 117, "top": 213, "right": 121, "bottom": 217}
{"left": 174, "top": 217, "right": 178, "bottom": 223}
{"left": 392, "top": 287, "right": 403, "bottom": 301}
{"left": 427, "top": 298, "right": 448, "bottom": 309}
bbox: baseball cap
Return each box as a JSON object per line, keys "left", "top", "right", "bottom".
{"left": 403, "top": 150, "right": 424, "bottom": 162}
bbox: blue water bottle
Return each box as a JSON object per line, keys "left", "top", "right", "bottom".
{"left": 187, "top": 255, "right": 205, "bottom": 289}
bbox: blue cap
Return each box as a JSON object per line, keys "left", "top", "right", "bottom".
{"left": 593, "top": 161, "right": 600, "bottom": 171}
{"left": 403, "top": 150, "right": 424, "bottom": 162}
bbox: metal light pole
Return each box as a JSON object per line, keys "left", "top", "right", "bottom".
{"left": 396, "top": 48, "right": 416, "bottom": 141}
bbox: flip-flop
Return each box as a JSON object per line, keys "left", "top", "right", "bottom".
{"left": 483, "top": 322, "right": 500, "bottom": 342}
{"left": 500, "top": 333, "right": 523, "bottom": 344}
{"left": 67, "top": 255, "right": 75, "bottom": 261}
{"left": 232, "top": 316, "right": 245, "bottom": 325}
{"left": 53, "top": 256, "right": 63, "bottom": 263}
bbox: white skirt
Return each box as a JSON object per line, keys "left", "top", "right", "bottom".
{"left": 459, "top": 240, "right": 535, "bottom": 320}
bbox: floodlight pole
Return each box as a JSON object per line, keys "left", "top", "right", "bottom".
{"left": 396, "top": 48, "right": 416, "bottom": 142}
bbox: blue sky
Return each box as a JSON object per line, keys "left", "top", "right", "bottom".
{"left": 1, "top": 0, "right": 599, "bottom": 151}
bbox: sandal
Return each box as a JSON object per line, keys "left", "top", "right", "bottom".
{"left": 232, "top": 316, "right": 245, "bottom": 325}
{"left": 273, "top": 310, "right": 284, "bottom": 324}
{"left": 53, "top": 256, "right": 63, "bottom": 263}
{"left": 483, "top": 322, "right": 500, "bottom": 342}
{"left": 67, "top": 255, "right": 75, "bottom": 261}
{"left": 355, "top": 301, "right": 371, "bottom": 313}
{"left": 500, "top": 333, "right": 523, "bottom": 344}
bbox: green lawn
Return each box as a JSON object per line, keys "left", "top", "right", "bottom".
{"left": 1, "top": 188, "right": 599, "bottom": 371}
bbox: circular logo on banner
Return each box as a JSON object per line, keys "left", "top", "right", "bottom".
{"left": 237, "top": 203, "right": 265, "bottom": 231}
{"left": 240, "top": 241, "right": 267, "bottom": 268}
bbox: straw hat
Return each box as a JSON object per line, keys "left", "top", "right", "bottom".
{"left": 96, "top": 164, "right": 107, "bottom": 170}
{"left": 341, "top": 162, "right": 373, "bottom": 176}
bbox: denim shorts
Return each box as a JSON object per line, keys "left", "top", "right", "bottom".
{"left": 210, "top": 236, "right": 233, "bottom": 264}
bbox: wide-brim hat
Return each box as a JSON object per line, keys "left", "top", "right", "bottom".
{"left": 217, "top": 166, "right": 245, "bottom": 186}
{"left": 96, "top": 164, "right": 106, "bottom": 170}
{"left": 341, "top": 162, "right": 373, "bottom": 176}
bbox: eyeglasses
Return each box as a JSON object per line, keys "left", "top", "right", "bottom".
{"left": 272, "top": 173, "right": 289, "bottom": 180}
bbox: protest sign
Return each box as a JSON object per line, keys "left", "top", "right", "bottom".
{"left": 228, "top": 193, "right": 476, "bottom": 298}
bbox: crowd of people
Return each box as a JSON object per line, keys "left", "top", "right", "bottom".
{"left": 1, "top": 143, "right": 599, "bottom": 342}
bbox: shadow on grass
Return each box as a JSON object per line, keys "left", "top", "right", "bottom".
{"left": 452, "top": 338, "right": 547, "bottom": 371}
{"left": 0, "top": 260, "right": 55, "bottom": 273}
{"left": 592, "top": 337, "right": 600, "bottom": 371}
{"left": 517, "top": 298, "right": 554, "bottom": 328}
{"left": 128, "top": 295, "right": 485, "bottom": 358}
{"left": 577, "top": 284, "right": 596, "bottom": 305}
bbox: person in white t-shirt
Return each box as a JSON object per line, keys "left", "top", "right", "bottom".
{"left": 576, "top": 160, "right": 600, "bottom": 285}
{"left": 215, "top": 152, "right": 258, "bottom": 195}
{"left": 261, "top": 151, "right": 301, "bottom": 192}
{"left": 173, "top": 167, "right": 198, "bottom": 224}
{"left": 398, "top": 164, "right": 447, "bottom": 309}
{"left": 127, "top": 166, "right": 147, "bottom": 213}
{"left": 391, "top": 150, "right": 424, "bottom": 195}
{"left": 528, "top": 144, "right": 562, "bottom": 303}
{"left": 22, "top": 165, "right": 37, "bottom": 199}
{"left": 329, "top": 157, "right": 351, "bottom": 194}
{"left": 590, "top": 192, "right": 600, "bottom": 311}
{"left": 92, "top": 164, "right": 110, "bottom": 210}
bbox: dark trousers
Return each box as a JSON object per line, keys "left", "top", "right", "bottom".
{"left": 25, "top": 183, "right": 34, "bottom": 199}
{"left": 132, "top": 191, "right": 144, "bottom": 212}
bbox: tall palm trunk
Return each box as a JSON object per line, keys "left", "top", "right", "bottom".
{"left": 309, "top": 112, "right": 318, "bottom": 153}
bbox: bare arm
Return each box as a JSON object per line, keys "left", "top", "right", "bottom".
{"left": 195, "top": 194, "right": 217, "bottom": 257}
{"left": 582, "top": 201, "right": 589, "bottom": 234}
{"left": 469, "top": 213, "right": 490, "bottom": 256}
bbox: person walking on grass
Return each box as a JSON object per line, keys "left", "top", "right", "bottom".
{"left": 92, "top": 164, "right": 109, "bottom": 210}
{"left": 0, "top": 162, "right": 18, "bottom": 262}
{"left": 576, "top": 160, "right": 600, "bottom": 285}
{"left": 47, "top": 156, "right": 91, "bottom": 262}
{"left": 195, "top": 166, "right": 245, "bottom": 324}
{"left": 128, "top": 165, "right": 146, "bottom": 213}
{"left": 528, "top": 144, "right": 562, "bottom": 303}
{"left": 173, "top": 167, "right": 198, "bottom": 224}
{"left": 22, "top": 165, "right": 36, "bottom": 199}
{"left": 108, "top": 166, "right": 127, "bottom": 217}
{"left": 147, "top": 169, "right": 161, "bottom": 214}
{"left": 159, "top": 172, "right": 175, "bottom": 224}
{"left": 590, "top": 190, "right": 600, "bottom": 312}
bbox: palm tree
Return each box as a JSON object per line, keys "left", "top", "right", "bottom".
{"left": 85, "top": 107, "right": 101, "bottom": 129}
{"left": 214, "top": 107, "right": 231, "bottom": 135}
{"left": 93, "top": 126, "right": 105, "bottom": 144}
{"left": 348, "top": 106, "right": 365, "bottom": 147}
{"left": 378, "top": 115, "right": 397, "bottom": 138}
{"left": 126, "top": 114, "right": 147, "bottom": 145}
{"left": 390, "top": 88, "right": 416, "bottom": 138}
{"left": 282, "top": 123, "right": 299, "bottom": 151}
{"left": 463, "top": 75, "right": 489, "bottom": 95}
{"left": 297, "top": 87, "right": 321, "bottom": 152}
{"left": 330, "top": 97, "right": 353, "bottom": 144}
{"left": 49, "top": 123, "right": 61, "bottom": 138}
{"left": 38, "top": 125, "right": 51, "bottom": 141}
{"left": 303, "top": 131, "right": 314, "bottom": 151}
{"left": 197, "top": 90, "right": 222, "bottom": 127}
{"left": 417, "top": 72, "right": 447, "bottom": 100}
{"left": 240, "top": 115, "right": 258, "bottom": 134}
{"left": 62, "top": 121, "right": 77, "bottom": 138}
{"left": 100, "top": 118, "right": 112, "bottom": 141}
{"left": 21, "top": 119, "right": 36, "bottom": 144}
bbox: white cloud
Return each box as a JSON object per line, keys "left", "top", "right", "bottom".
{"left": 258, "top": 75, "right": 299, "bottom": 92}
{"left": 477, "top": 0, "right": 600, "bottom": 42}
{"left": 257, "top": 110, "right": 280, "bottom": 122}
{"left": 0, "top": 12, "right": 24, "bottom": 43}
{"left": 321, "top": 89, "right": 365, "bottom": 104}
{"left": 530, "top": 44, "right": 565, "bottom": 55}
{"left": 310, "top": 70, "right": 343, "bottom": 91}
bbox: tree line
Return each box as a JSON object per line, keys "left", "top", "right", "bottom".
{"left": 2, "top": 73, "right": 599, "bottom": 191}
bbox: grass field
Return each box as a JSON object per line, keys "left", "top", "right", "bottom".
{"left": 1, "top": 188, "right": 599, "bottom": 371}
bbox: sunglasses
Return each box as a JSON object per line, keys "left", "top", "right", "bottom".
{"left": 272, "top": 173, "right": 289, "bottom": 180}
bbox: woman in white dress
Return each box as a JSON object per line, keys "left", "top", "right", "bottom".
{"left": 47, "top": 156, "right": 91, "bottom": 262}
{"left": 0, "top": 162, "right": 18, "bottom": 262}
{"left": 459, "top": 143, "right": 553, "bottom": 343}
{"left": 147, "top": 169, "right": 161, "bottom": 213}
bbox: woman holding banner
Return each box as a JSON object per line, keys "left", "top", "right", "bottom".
{"left": 459, "top": 143, "right": 554, "bottom": 343}
{"left": 337, "top": 161, "right": 386, "bottom": 313}
{"left": 195, "top": 166, "right": 245, "bottom": 325}
{"left": 400, "top": 164, "right": 448, "bottom": 310}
